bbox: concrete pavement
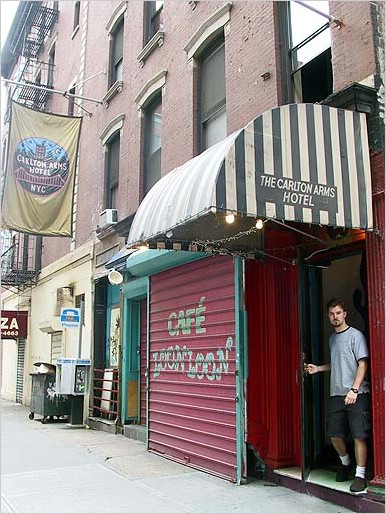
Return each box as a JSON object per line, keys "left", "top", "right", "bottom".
{"left": 1, "top": 399, "right": 353, "bottom": 513}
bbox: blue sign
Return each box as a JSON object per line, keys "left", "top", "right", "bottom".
{"left": 60, "top": 308, "right": 81, "bottom": 328}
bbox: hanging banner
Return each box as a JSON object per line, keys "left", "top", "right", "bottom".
{"left": 1, "top": 101, "right": 82, "bottom": 237}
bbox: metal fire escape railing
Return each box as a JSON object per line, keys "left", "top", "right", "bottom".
{"left": 1, "top": 231, "right": 42, "bottom": 289}
{"left": 16, "top": 59, "right": 55, "bottom": 110}
{"left": 9, "top": 3, "right": 59, "bottom": 58}
{"left": 6, "top": 3, "right": 59, "bottom": 116}
{"left": 90, "top": 368, "right": 120, "bottom": 421}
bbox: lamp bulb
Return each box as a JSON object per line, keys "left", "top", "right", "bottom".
{"left": 255, "top": 218, "right": 264, "bottom": 230}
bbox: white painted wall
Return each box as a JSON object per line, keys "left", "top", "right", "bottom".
{"left": 1, "top": 241, "right": 94, "bottom": 410}
{"left": 1, "top": 291, "right": 29, "bottom": 401}
{"left": 1, "top": 338, "right": 18, "bottom": 401}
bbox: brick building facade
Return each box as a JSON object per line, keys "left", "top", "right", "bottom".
{"left": 1, "top": 1, "right": 384, "bottom": 509}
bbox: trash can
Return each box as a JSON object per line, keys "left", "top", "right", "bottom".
{"left": 29, "top": 362, "right": 71, "bottom": 423}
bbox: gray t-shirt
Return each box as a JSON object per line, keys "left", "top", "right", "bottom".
{"left": 329, "top": 326, "right": 370, "bottom": 397}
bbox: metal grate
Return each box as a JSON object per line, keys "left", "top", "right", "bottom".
{"left": 16, "top": 338, "right": 26, "bottom": 403}
{"left": 91, "top": 368, "right": 119, "bottom": 420}
{"left": 17, "top": 81, "right": 50, "bottom": 110}
{"left": 50, "top": 332, "right": 63, "bottom": 364}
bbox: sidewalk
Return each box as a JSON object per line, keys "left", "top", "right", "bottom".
{"left": 1, "top": 399, "right": 353, "bottom": 514}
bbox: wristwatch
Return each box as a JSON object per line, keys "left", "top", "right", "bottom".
{"left": 350, "top": 388, "right": 359, "bottom": 393}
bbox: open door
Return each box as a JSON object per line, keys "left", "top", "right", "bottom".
{"left": 300, "top": 248, "right": 369, "bottom": 486}
{"left": 298, "top": 253, "right": 316, "bottom": 481}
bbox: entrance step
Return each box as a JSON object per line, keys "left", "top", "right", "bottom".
{"left": 124, "top": 424, "right": 146, "bottom": 443}
{"left": 86, "top": 416, "right": 121, "bottom": 434}
{"left": 274, "top": 467, "right": 302, "bottom": 480}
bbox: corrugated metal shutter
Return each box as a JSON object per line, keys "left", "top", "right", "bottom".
{"left": 50, "top": 331, "right": 63, "bottom": 363}
{"left": 148, "top": 256, "right": 237, "bottom": 480}
{"left": 16, "top": 338, "right": 26, "bottom": 403}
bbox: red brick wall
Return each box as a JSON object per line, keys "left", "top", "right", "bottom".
{"left": 38, "top": 0, "right": 85, "bottom": 265}
{"left": 225, "top": 2, "right": 279, "bottom": 134}
{"left": 35, "top": 1, "right": 381, "bottom": 267}
{"left": 330, "top": 2, "right": 377, "bottom": 91}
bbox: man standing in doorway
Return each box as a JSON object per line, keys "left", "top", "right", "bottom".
{"left": 307, "top": 298, "right": 371, "bottom": 494}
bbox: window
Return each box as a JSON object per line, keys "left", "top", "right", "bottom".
{"left": 73, "top": 1, "right": 80, "bottom": 31}
{"left": 144, "top": 1, "right": 164, "bottom": 44}
{"left": 47, "top": 44, "right": 55, "bottom": 88}
{"left": 288, "top": 0, "right": 333, "bottom": 102}
{"left": 199, "top": 37, "right": 226, "bottom": 151}
{"left": 75, "top": 293, "right": 85, "bottom": 309}
{"left": 75, "top": 293, "right": 85, "bottom": 325}
{"left": 143, "top": 94, "right": 162, "bottom": 195}
{"left": 50, "top": 332, "right": 63, "bottom": 364}
{"left": 109, "top": 18, "right": 124, "bottom": 86}
{"left": 106, "top": 133, "right": 120, "bottom": 208}
{"left": 67, "top": 85, "right": 75, "bottom": 116}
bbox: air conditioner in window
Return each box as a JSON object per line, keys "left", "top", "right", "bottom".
{"left": 99, "top": 209, "right": 118, "bottom": 230}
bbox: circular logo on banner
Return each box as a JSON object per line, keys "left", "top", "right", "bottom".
{"left": 13, "top": 137, "right": 70, "bottom": 196}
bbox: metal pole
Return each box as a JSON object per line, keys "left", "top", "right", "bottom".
{"left": 70, "top": 69, "right": 106, "bottom": 90}
{"left": 77, "top": 300, "right": 84, "bottom": 359}
{"left": 1, "top": 78, "right": 104, "bottom": 104}
{"left": 293, "top": 0, "right": 343, "bottom": 27}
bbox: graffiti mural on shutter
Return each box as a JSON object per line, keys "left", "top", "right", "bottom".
{"left": 148, "top": 256, "right": 237, "bottom": 480}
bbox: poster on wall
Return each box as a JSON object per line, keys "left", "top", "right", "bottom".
{"left": 109, "top": 307, "right": 120, "bottom": 367}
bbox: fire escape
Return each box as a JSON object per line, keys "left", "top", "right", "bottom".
{"left": 1, "top": 2, "right": 59, "bottom": 291}
{"left": 1, "top": 232, "right": 43, "bottom": 291}
{"left": 6, "top": 2, "right": 59, "bottom": 115}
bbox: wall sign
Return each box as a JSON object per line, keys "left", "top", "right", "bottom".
{"left": 60, "top": 307, "right": 81, "bottom": 328}
{"left": 1, "top": 310, "right": 28, "bottom": 338}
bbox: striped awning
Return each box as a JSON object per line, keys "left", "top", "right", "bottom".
{"left": 127, "top": 103, "right": 373, "bottom": 248}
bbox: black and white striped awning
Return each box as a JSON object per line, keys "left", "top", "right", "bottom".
{"left": 127, "top": 103, "right": 373, "bottom": 248}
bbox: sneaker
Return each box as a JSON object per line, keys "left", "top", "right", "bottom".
{"left": 350, "top": 476, "right": 367, "bottom": 494}
{"left": 336, "top": 464, "right": 351, "bottom": 482}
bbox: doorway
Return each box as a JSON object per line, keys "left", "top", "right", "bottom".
{"left": 122, "top": 299, "right": 144, "bottom": 424}
{"left": 121, "top": 275, "right": 148, "bottom": 428}
{"left": 303, "top": 250, "right": 371, "bottom": 491}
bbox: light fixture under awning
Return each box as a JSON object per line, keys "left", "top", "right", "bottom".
{"left": 127, "top": 103, "right": 373, "bottom": 249}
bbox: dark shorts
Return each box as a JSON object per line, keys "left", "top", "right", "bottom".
{"left": 328, "top": 394, "right": 372, "bottom": 439}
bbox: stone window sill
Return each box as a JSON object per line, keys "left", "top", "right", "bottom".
{"left": 137, "top": 30, "right": 165, "bottom": 67}
{"left": 102, "top": 81, "right": 123, "bottom": 107}
{"left": 96, "top": 225, "right": 117, "bottom": 240}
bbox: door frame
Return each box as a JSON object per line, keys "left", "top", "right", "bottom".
{"left": 300, "top": 244, "right": 368, "bottom": 479}
{"left": 298, "top": 250, "right": 314, "bottom": 481}
{"left": 235, "top": 257, "right": 247, "bottom": 484}
{"left": 121, "top": 276, "right": 149, "bottom": 426}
